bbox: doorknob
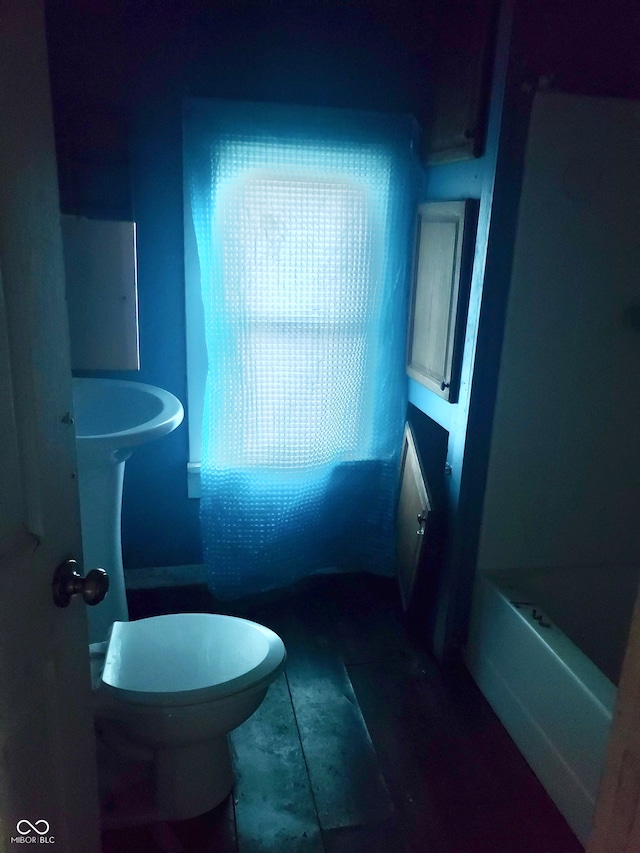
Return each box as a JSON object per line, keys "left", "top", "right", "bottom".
{"left": 417, "top": 511, "right": 427, "bottom": 535}
{"left": 52, "top": 559, "right": 109, "bottom": 608}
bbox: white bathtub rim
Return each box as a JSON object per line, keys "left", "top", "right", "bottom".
{"left": 484, "top": 570, "right": 617, "bottom": 716}
{"left": 466, "top": 638, "right": 596, "bottom": 843}
{"left": 466, "top": 572, "right": 616, "bottom": 844}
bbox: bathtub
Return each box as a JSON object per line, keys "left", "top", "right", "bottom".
{"left": 465, "top": 565, "right": 639, "bottom": 845}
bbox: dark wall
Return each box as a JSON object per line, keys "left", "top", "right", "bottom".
{"left": 46, "top": 0, "right": 437, "bottom": 217}
{"left": 517, "top": 0, "right": 640, "bottom": 99}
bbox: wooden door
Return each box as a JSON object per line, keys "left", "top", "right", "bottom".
{"left": 0, "top": 2, "right": 100, "bottom": 850}
{"left": 396, "top": 424, "right": 433, "bottom": 611}
{"left": 589, "top": 584, "right": 640, "bottom": 851}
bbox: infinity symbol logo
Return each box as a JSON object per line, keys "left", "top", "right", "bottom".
{"left": 16, "top": 820, "right": 50, "bottom": 835}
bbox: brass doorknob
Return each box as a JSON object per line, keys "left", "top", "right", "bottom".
{"left": 52, "top": 559, "right": 109, "bottom": 608}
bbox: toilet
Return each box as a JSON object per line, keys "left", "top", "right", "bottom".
{"left": 90, "top": 611, "right": 286, "bottom": 822}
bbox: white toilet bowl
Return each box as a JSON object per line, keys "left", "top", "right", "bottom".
{"left": 92, "top": 612, "right": 286, "bottom": 822}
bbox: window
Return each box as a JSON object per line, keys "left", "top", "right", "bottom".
{"left": 184, "top": 106, "right": 412, "bottom": 496}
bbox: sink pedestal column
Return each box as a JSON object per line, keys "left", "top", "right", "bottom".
{"left": 71, "top": 378, "right": 184, "bottom": 644}
{"left": 77, "top": 447, "right": 132, "bottom": 644}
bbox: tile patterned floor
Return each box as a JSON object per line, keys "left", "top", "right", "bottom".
{"left": 101, "top": 574, "right": 584, "bottom": 852}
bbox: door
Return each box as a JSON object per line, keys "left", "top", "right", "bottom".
{"left": 396, "top": 424, "right": 433, "bottom": 611}
{"left": 0, "top": 2, "right": 100, "bottom": 851}
{"left": 588, "top": 579, "right": 640, "bottom": 851}
{"left": 589, "top": 578, "right": 640, "bottom": 851}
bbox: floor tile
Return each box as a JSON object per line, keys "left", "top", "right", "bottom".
{"left": 230, "top": 673, "right": 324, "bottom": 853}
{"left": 280, "top": 610, "right": 395, "bottom": 832}
{"left": 317, "top": 574, "right": 411, "bottom": 666}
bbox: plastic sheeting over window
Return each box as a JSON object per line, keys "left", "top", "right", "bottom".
{"left": 184, "top": 98, "right": 418, "bottom": 598}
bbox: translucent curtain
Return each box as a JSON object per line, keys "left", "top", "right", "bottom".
{"left": 184, "top": 98, "right": 418, "bottom": 599}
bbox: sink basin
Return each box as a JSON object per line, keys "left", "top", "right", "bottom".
{"left": 72, "top": 378, "right": 184, "bottom": 455}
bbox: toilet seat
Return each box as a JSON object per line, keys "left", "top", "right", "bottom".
{"left": 97, "top": 613, "right": 286, "bottom": 708}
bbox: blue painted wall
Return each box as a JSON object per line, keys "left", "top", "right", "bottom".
{"left": 47, "top": 2, "right": 437, "bottom": 569}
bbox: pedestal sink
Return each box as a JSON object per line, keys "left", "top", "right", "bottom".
{"left": 72, "top": 378, "right": 184, "bottom": 643}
